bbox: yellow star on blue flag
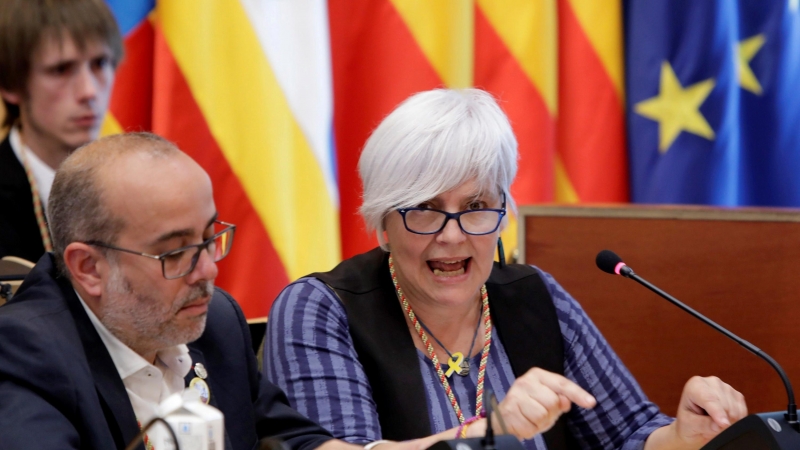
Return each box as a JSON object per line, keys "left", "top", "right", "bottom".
{"left": 634, "top": 61, "right": 716, "bottom": 153}
{"left": 737, "top": 34, "right": 766, "bottom": 94}
{"left": 627, "top": 1, "right": 800, "bottom": 206}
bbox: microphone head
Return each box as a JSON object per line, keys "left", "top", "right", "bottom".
{"left": 596, "top": 250, "right": 625, "bottom": 275}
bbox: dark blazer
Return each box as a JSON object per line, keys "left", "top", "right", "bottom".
{"left": 0, "top": 253, "right": 333, "bottom": 450}
{"left": 0, "top": 133, "right": 46, "bottom": 262}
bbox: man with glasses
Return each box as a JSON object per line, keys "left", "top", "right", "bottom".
{"left": 0, "top": 132, "right": 350, "bottom": 450}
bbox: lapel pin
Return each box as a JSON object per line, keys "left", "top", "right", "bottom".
{"left": 193, "top": 362, "right": 208, "bottom": 379}
{"left": 189, "top": 377, "right": 211, "bottom": 404}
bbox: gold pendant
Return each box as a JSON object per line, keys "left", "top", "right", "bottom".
{"left": 445, "top": 352, "right": 465, "bottom": 377}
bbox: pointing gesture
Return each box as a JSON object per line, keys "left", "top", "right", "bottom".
{"left": 497, "top": 367, "right": 596, "bottom": 440}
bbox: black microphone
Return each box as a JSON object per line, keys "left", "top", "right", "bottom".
{"left": 483, "top": 390, "right": 496, "bottom": 450}
{"left": 596, "top": 249, "right": 800, "bottom": 449}
{"left": 595, "top": 249, "right": 634, "bottom": 277}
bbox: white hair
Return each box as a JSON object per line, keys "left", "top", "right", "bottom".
{"left": 358, "top": 88, "right": 519, "bottom": 248}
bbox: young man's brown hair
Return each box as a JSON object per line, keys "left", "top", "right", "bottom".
{"left": 0, "top": 0, "right": 124, "bottom": 128}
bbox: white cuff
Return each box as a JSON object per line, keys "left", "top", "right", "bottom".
{"left": 364, "top": 440, "right": 392, "bottom": 450}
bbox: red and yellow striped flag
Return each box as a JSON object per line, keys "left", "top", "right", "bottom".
{"left": 104, "top": 1, "right": 339, "bottom": 319}
{"left": 103, "top": 0, "right": 627, "bottom": 318}
{"left": 332, "top": 0, "right": 628, "bottom": 260}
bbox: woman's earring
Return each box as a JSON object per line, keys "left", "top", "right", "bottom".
{"left": 497, "top": 237, "right": 506, "bottom": 268}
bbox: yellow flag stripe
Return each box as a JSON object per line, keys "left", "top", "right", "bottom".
{"left": 476, "top": 0, "right": 557, "bottom": 115}
{"left": 565, "top": 0, "right": 624, "bottom": 99}
{"left": 390, "top": 0, "right": 474, "bottom": 88}
{"left": 159, "top": 0, "right": 340, "bottom": 279}
{"left": 555, "top": 155, "right": 579, "bottom": 203}
{"left": 100, "top": 113, "right": 123, "bottom": 137}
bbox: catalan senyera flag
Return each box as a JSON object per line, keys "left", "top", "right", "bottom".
{"left": 104, "top": 0, "right": 339, "bottom": 319}
{"left": 103, "top": 1, "right": 626, "bottom": 318}
{"left": 332, "top": 0, "right": 628, "bottom": 259}
{"left": 628, "top": 1, "right": 800, "bottom": 205}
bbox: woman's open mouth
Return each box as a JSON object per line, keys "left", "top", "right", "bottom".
{"left": 427, "top": 257, "right": 470, "bottom": 277}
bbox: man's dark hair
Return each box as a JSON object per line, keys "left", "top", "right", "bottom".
{"left": 0, "top": 0, "right": 124, "bottom": 127}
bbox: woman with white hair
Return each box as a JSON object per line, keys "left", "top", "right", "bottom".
{"left": 264, "top": 89, "right": 746, "bottom": 450}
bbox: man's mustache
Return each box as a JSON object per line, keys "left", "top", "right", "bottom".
{"left": 176, "top": 281, "right": 214, "bottom": 310}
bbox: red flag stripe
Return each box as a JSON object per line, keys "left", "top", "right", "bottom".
{"left": 150, "top": 27, "right": 289, "bottom": 318}
{"left": 474, "top": 7, "right": 556, "bottom": 204}
{"left": 109, "top": 18, "right": 154, "bottom": 132}
{"left": 329, "top": 0, "right": 447, "bottom": 259}
{"left": 557, "top": 0, "right": 628, "bottom": 202}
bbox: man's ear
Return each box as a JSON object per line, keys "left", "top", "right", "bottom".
{"left": 0, "top": 88, "right": 21, "bottom": 106}
{"left": 63, "top": 242, "right": 107, "bottom": 297}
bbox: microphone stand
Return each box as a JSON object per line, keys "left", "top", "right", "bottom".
{"left": 598, "top": 251, "right": 800, "bottom": 449}
{"left": 482, "top": 390, "right": 495, "bottom": 450}
{"left": 620, "top": 266, "right": 798, "bottom": 430}
{"left": 426, "top": 390, "right": 523, "bottom": 450}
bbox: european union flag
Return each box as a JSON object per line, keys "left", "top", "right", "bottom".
{"left": 626, "top": 1, "right": 800, "bottom": 205}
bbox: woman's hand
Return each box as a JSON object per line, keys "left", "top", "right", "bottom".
{"left": 496, "top": 367, "right": 597, "bottom": 440}
{"left": 645, "top": 376, "right": 747, "bottom": 449}
{"left": 674, "top": 376, "right": 747, "bottom": 446}
{"left": 366, "top": 368, "right": 597, "bottom": 448}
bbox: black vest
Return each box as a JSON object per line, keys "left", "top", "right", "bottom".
{"left": 312, "top": 248, "right": 579, "bottom": 450}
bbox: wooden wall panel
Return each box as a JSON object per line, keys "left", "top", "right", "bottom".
{"left": 519, "top": 206, "right": 800, "bottom": 417}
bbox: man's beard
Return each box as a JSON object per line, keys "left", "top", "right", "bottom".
{"left": 100, "top": 264, "right": 214, "bottom": 356}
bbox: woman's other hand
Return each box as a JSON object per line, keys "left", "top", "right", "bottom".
{"left": 645, "top": 376, "right": 747, "bottom": 449}
{"left": 673, "top": 376, "right": 747, "bottom": 447}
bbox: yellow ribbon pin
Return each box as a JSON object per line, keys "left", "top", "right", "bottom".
{"left": 445, "top": 352, "right": 465, "bottom": 377}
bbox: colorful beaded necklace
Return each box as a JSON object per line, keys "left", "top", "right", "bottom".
{"left": 388, "top": 254, "right": 493, "bottom": 424}
{"left": 20, "top": 145, "right": 52, "bottom": 252}
{"left": 137, "top": 420, "right": 155, "bottom": 450}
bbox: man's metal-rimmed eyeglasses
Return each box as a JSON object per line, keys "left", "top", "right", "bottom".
{"left": 84, "top": 221, "right": 236, "bottom": 280}
{"left": 396, "top": 195, "right": 506, "bottom": 236}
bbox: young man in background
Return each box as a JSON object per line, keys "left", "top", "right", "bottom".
{"left": 0, "top": 0, "right": 122, "bottom": 262}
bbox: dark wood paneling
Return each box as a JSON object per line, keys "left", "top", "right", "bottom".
{"left": 521, "top": 206, "right": 800, "bottom": 417}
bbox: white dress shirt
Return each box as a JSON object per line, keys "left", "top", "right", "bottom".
{"left": 77, "top": 292, "right": 193, "bottom": 425}
{"left": 9, "top": 126, "right": 56, "bottom": 212}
